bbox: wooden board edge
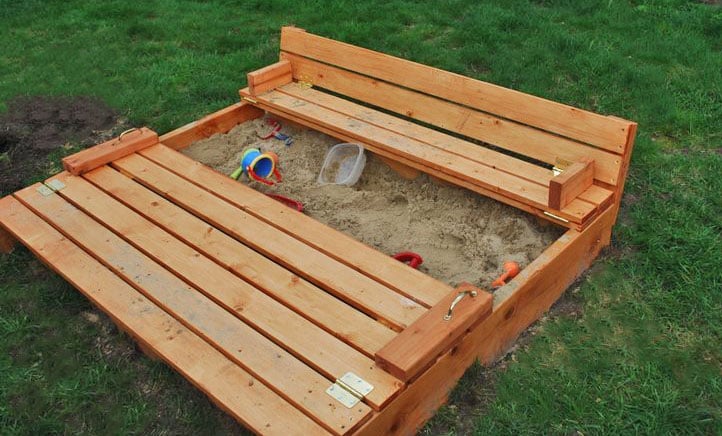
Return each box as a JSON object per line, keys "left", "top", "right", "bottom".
{"left": 159, "top": 102, "right": 264, "bottom": 150}
{"left": 0, "top": 219, "right": 17, "bottom": 254}
{"left": 548, "top": 158, "right": 595, "bottom": 210}
{"left": 355, "top": 206, "right": 616, "bottom": 435}
{"left": 248, "top": 60, "right": 293, "bottom": 96}
{"left": 375, "top": 284, "right": 493, "bottom": 383}
{"left": 62, "top": 127, "right": 158, "bottom": 176}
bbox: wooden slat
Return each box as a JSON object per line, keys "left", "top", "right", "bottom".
{"left": 377, "top": 156, "right": 421, "bottom": 180}
{"left": 241, "top": 88, "right": 596, "bottom": 224}
{"left": 110, "top": 155, "right": 425, "bottom": 334}
{"left": 375, "top": 284, "right": 493, "bottom": 383}
{"left": 279, "top": 54, "right": 623, "bottom": 186}
{"left": 84, "top": 165, "right": 395, "bottom": 357}
{"left": 139, "top": 144, "right": 452, "bottom": 306}
{"left": 280, "top": 26, "right": 632, "bottom": 154}
{"left": 274, "top": 82, "right": 614, "bottom": 207}
{"left": 46, "top": 172, "right": 401, "bottom": 411}
{"left": 358, "top": 207, "right": 617, "bottom": 435}
{"left": 159, "top": 102, "right": 264, "bottom": 150}
{"left": 0, "top": 196, "right": 329, "bottom": 436}
{"left": 237, "top": 98, "right": 589, "bottom": 230}
{"left": 0, "top": 223, "right": 16, "bottom": 253}
{"left": 548, "top": 158, "right": 595, "bottom": 210}
{"left": 248, "top": 60, "right": 293, "bottom": 96}
{"left": 15, "top": 187, "right": 370, "bottom": 434}
{"left": 62, "top": 127, "right": 158, "bottom": 175}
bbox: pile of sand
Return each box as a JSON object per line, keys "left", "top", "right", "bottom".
{"left": 181, "top": 116, "right": 563, "bottom": 287}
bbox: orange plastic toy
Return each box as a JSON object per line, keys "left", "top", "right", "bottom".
{"left": 491, "top": 261, "right": 521, "bottom": 288}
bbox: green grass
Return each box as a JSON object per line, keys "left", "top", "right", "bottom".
{"left": 1, "top": 0, "right": 721, "bottom": 434}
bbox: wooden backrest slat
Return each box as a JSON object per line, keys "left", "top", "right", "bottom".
{"left": 280, "top": 27, "right": 633, "bottom": 156}
{"left": 281, "top": 52, "right": 625, "bottom": 186}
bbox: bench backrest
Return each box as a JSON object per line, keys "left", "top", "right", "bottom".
{"left": 279, "top": 27, "right": 636, "bottom": 197}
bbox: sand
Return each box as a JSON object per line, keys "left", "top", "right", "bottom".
{"left": 181, "top": 116, "right": 563, "bottom": 288}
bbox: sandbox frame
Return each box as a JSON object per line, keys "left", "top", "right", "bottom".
{"left": 0, "top": 28, "right": 636, "bottom": 436}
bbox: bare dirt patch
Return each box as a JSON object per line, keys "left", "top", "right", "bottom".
{"left": 182, "top": 116, "right": 564, "bottom": 287}
{"left": 0, "top": 95, "right": 126, "bottom": 195}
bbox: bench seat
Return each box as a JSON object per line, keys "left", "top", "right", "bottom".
{"left": 241, "top": 82, "right": 613, "bottom": 229}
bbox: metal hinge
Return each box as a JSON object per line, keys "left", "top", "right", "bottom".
{"left": 552, "top": 157, "right": 573, "bottom": 176}
{"left": 37, "top": 179, "right": 66, "bottom": 196}
{"left": 297, "top": 80, "right": 313, "bottom": 89}
{"left": 543, "top": 211, "right": 570, "bottom": 223}
{"left": 325, "top": 372, "right": 374, "bottom": 408}
{"left": 243, "top": 96, "right": 258, "bottom": 104}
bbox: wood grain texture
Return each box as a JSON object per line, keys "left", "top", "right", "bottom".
{"left": 378, "top": 156, "right": 421, "bottom": 180}
{"left": 548, "top": 158, "right": 595, "bottom": 210}
{"left": 280, "top": 53, "right": 624, "bottom": 186}
{"left": 240, "top": 87, "right": 597, "bottom": 225}
{"left": 0, "top": 194, "right": 331, "bottom": 436}
{"left": 280, "top": 26, "right": 633, "bottom": 153}
{"left": 357, "top": 206, "right": 616, "bottom": 436}
{"left": 139, "top": 144, "right": 453, "bottom": 306}
{"left": 47, "top": 171, "right": 401, "bottom": 411}
{"left": 159, "top": 102, "right": 264, "bottom": 150}
{"left": 84, "top": 165, "right": 396, "bottom": 357}
{"left": 234, "top": 98, "right": 590, "bottom": 230}
{"left": 248, "top": 60, "right": 293, "bottom": 96}
{"left": 62, "top": 127, "right": 158, "bottom": 175}
{"left": 375, "top": 284, "right": 493, "bottom": 383}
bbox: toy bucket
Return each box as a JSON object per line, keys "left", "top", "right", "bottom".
{"left": 230, "top": 148, "right": 282, "bottom": 185}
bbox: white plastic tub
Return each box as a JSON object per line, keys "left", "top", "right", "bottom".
{"left": 317, "top": 143, "right": 366, "bottom": 186}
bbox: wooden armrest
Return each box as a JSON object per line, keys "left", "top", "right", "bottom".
{"left": 62, "top": 127, "right": 158, "bottom": 176}
{"left": 247, "top": 60, "right": 293, "bottom": 96}
{"left": 375, "top": 283, "right": 493, "bottom": 382}
{"left": 548, "top": 158, "right": 595, "bottom": 210}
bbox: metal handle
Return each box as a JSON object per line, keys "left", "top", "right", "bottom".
{"left": 118, "top": 127, "right": 138, "bottom": 141}
{"left": 443, "top": 289, "right": 478, "bottom": 321}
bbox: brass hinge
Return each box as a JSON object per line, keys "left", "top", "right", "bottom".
{"left": 552, "top": 157, "right": 573, "bottom": 176}
{"left": 543, "top": 211, "right": 570, "bottom": 223}
{"left": 297, "top": 80, "right": 313, "bottom": 89}
{"left": 243, "top": 96, "right": 258, "bottom": 104}
{"left": 37, "top": 179, "right": 66, "bottom": 196}
{"left": 325, "top": 372, "right": 374, "bottom": 408}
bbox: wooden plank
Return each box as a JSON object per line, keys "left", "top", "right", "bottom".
{"left": 241, "top": 88, "right": 597, "bottom": 225}
{"left": 280, "top": 27, "right": 633, "bottom": 153}
{"left": 0, "top": 222, "right": 16, "bottom": 253}
{"left": 62, "top": 127, "right": 158, "bottom": 175}
{"left": 14, "top": 184, "right": 371, "bottom": 434}
{"left": 248, "top": 60, "right": 293, "bottom": 96}
{"left": 377, "top": 156, "right": 421, "bottom": 180}
{"left": 375, "top": 284, "right": 493, "bottom": 383}
{"left": 159, "top": 102, "right": 264, "bottom": 150}
{"left": 279, "top": 54, "right": 623, "bottom": 186}
{"left": 46, "top": 172, "right": 402, "bottom": 411}
{"left": 358, "top": 206, "right": 616, "bottom": 435}
{"left": 110, "top": 155, "right": 425, "bottom": 334}
{"left": 548, "top": 158, "right": 595, "bottom": 210}
{"left": 274, "top": 82, "right": 614, "bottom": 208}
{"left": 237, "top": 99, "right": 588, "bottom": 230}
{"left": 0, "top": 195, "right": 329, "bottom": 436}
{"left": 139, "top": 144, "right": 453, "bottom": 306}
{"left": 84, "top": 165, "right": 395, "bottom": 357}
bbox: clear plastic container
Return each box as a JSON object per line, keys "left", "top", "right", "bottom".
{"left": 317, "top": 143, "right": 366, "bottom": 186}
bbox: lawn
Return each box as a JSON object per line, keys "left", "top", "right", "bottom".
{"left": 1, "top": 0, "right": 721, "bottom": 434}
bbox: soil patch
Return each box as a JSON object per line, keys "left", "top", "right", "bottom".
{"left": 0, "top": 95, "right": 125, "bottom": 195}
{"left": 182, "top": 116, "right": 564, "bottom": 286}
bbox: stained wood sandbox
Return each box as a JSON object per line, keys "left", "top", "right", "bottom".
{"left": 0, "top": 27, "right": 636, "bottom": 435}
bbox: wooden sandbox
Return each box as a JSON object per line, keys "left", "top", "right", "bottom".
{"left": 0, "top": 27, "right": 636, "bottom": 435}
